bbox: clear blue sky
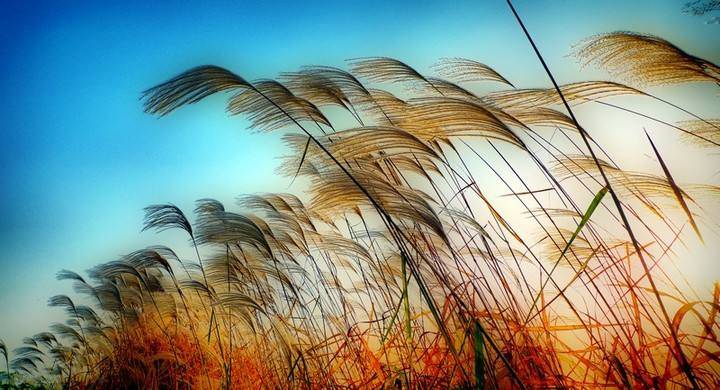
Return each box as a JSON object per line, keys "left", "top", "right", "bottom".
{"left": 0, "top": 0, "right": 717, "bottom": 350}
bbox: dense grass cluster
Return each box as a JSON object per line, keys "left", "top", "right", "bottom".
{"left": 1, "top": 24, "right": 719, "bottom": 389}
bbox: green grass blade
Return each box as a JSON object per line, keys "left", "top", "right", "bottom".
{"left": 473, "top": 320, "right": 485, "bottom": 389}
{"left": 381, "top": 274, "right": 409, "bottom": 344}
{"left": 562, "top": 185, "right": 608, "bottom": 260}
{"left": 526, "top": 185, "right": 608, "bottom": 320}
{"left": 401, "top": 255, "right": 412, "bottom": 342}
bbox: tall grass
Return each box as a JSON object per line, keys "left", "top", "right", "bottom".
{"left": 2, "top": 7, "right": 719, "bottom": 389}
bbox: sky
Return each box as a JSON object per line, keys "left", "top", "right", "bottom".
{"left": 0, "top": 0, "right": 718, "bottom": 351}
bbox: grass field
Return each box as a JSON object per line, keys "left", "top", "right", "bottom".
{"left": 1, "top": 5, "right": 719, "bottom": 388}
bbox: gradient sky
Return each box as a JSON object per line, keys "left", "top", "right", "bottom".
{"left": 1, "top": 0, "right": 718, "bottom": 351}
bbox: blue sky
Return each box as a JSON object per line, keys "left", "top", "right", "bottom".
{"left": 0, "top": 0, "right": 718, "bottom": 349}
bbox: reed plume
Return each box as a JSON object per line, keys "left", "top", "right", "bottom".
{"left": 574, "top": 31, "right": 720, "bottom": 85}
